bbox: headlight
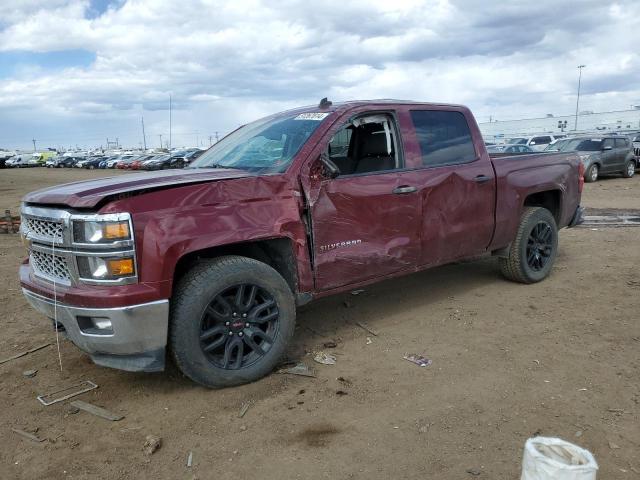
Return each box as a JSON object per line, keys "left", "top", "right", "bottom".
{"left": 77, "top": 255, "right": 136, "bottom": 280}
{"left": 73, "top": 219, "right": 131, "bottom": 244}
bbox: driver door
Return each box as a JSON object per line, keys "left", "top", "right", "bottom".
{"left": 307, "top": 112, "right": 422, "bottom": 291}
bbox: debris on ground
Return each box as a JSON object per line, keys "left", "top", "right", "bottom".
{"left": 322, "top": 341, "right": 337, "bottom": 349}
{"left": 0, "top": 209, "right": 20, "bottom": 234}
{"left": 608, "top": 441, "right": 620, "bottom": 449}
{"left": 11, "top": 428, "right": 45, "bottom": 443}
{"left": 403, "top": 354, "right": 432, "bottom": 367}
{"left": 313, "top": 351, "right": 336, "bottom": 365}
{"left": 355, "top": 321, "right": 378, "bottom": 336}
{"left": 0, "top": 343, "right": 50, "bottom": 365}
{"left": 466, "top": 468, "right": 481, "bottom": 476}
{"left": 143, "top": 435, "right": 162, "bottom": 455}
{"left": 37, "top": 380, "right": 98, "bottom": 406}
{"left": 22, "top": 369, "right": 38, "bottom": 378}
{"left": 335, "top": 390, "right": 348, "bottom": 396}
{"left": 186, "top": 451, "right": 193, "bottom": 467}
{"left": 238, "top": 402, "right": 251, "bottom": 418}
{"left": 70, "top": 400, "right": 124, "bottom": 421}
{"left": 65, "top": 406, "right": 80, "bottom": 416}
{"left": 343, "top": 300, "right": 354, "bottom": 308}
{"left": 239, "top": 425, "right": 247, "bottom": 432}
{"left": 278, "top": 362, "right": 316, "bottom": 378}
{"left": 337, "top": 376, "right": 352, "bottom": 386}
{"left": 366, "top": 337, "right": 373, "bottom": 345}
{"left": 351, "top": 289, "right": 365, "bottom": 295}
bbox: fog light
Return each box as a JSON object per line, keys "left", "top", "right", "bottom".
{"left": 77, "top": 316, "right": 113, "bottom": 335}
{"left": 94, "top": 319, "right": 112, "bottom": 330}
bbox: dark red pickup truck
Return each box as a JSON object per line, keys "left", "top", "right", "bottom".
{"left": 20, "top": 100, "right": 583, "bottom": 387}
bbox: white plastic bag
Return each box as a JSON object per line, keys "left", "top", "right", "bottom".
{"left": 521, "top": 437, "right": 598, "bottom": 480}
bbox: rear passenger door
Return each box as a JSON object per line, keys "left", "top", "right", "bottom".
{"left": 615, "top": 138, "right": 630, "bottom": 169}
{"left": 600, "top": 138, "right": 617, "bottom": 172}
{"left": 406, "top": 109, "right": 496, "bottom": 267}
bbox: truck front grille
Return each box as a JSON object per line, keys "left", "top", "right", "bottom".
{"left": 31, "top": 250, "right": 72, "bottom": 284}
{"left": 23, "top": 216, "right": 64, "bottom": 243}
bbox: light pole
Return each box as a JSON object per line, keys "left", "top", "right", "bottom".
{"left": 574, "top": 64, "right": 586, "bottom": 131}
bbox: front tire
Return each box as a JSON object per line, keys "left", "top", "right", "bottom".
{"left": 170, "top": 256, "right": 296, "bottom": 388}
{"left": 499, "top": 207, "right": 558, "bottom": 284}
{"left": 623, "top": 160, "right": 635, "bottom": 178}
{"left": 585, "top": 164, "right": 598, "bottom": 182}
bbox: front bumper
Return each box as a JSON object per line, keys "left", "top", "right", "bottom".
{"left": 23, "top": 289, "right": 169, "bottom": 372}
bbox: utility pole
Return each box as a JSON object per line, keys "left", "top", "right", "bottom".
{"left": 169, "top": 95, "right": 172, "bottom": 151}
{"left": 141, "top": 116, "right": 147, "bottom": 151}
{"left": 158, "top": 134, "right": 163, "bottom": 149}
{"left": 574, "top": 64, "right": 586, "bottom": 131}
{"left": 215, "top": 131, "right": 219, "bottom": 143}
{"left": 32, "top": 139, "right": 37, "bottom": 152}
{"left": 208, "top": 135, "right": 213, "bottom": 146}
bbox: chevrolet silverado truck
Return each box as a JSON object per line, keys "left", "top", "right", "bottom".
{"left": 19, "top": 100, "right": 584, "bottom": 388}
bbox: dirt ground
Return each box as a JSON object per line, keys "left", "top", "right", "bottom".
{"left": 0, "top": 167, "right": 638, "bottom": 480}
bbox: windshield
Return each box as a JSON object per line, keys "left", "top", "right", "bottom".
{"left": 506, "top": 137, "right": 527, "bottom": 145}
{"left": 189, "top": 112, "right": 329, "bottom": 173}
{"left": 560, "top": 138, "right": 602, "bottom": 152}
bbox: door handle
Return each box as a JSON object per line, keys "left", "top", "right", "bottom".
{"left": 393, "top": 185, "right": 417, "bottom": 194}
{"left": 474, "top": 175, "right": 492, "bottom": 184}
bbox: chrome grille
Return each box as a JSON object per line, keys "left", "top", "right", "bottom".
{"left": 23, "top": 216, "right": 64, "bottom": 242}
{"left": 31, "top": 250, "right": 71, "bottom": 283}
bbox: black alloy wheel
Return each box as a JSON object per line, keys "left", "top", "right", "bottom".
{"left": 199, "top": 284, "right": 279, "bottom": 370}
{"left": 526, "top": 221, "right": 554, "bottom": 271}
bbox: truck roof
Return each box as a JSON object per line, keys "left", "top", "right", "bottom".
{"left": 280, "top": 99, "right": 468, "bottom": 116}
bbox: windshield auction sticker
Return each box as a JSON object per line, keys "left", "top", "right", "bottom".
{"left": 294, "top": 113, "right": 329, "bottom": 121}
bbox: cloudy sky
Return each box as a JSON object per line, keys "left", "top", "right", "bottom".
{"left": 1, "top": 0, "right": 639, "bottom": 150}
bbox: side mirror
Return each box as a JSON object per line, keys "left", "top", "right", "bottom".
{"left": 319, "top": 153, "right": 340, "bottom": 179}
{"left": 603, "top": 145, "right": 613, "bottom": 151}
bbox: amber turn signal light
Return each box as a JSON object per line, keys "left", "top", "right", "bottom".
{"left": 104, "top": 222, "right": 130, "bottom": 240}
{"left": 107, "top": 258, "right": 134, "bottom": 276}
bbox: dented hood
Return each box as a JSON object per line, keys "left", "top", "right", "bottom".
{"left": 23, "top": 168, "right": 251, "bottom": 209}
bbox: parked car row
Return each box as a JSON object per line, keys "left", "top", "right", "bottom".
{"left": 19, "top": 148, "right": 208, "bottom": 171}
{"left": 485, "top": 132, "right": 638, "bottom": 182}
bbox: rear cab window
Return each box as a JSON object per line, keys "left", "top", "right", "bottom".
{"left": 409, "top": 110, "right": 477, "bottom": 167}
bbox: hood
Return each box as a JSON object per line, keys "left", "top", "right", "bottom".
{"left": 23, "top": 168, "right": 252, "bottom": 209}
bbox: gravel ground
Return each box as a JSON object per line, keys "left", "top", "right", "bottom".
{"left": 0, "top": 168, "right": 638, "bottom": 479}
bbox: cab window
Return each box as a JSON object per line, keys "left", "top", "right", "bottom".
{"left": 327, "top": 113, "right": 401, "bottom": 175}
{"left": 410, "top": 110, "right": 476, "bottom": 167}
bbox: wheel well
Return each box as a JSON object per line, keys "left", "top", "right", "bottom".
{"left": 173, "top": 238, "right": 298, "bottom": 294}
{"left": 524, "top": 190, "right": 561, "bottom": 223}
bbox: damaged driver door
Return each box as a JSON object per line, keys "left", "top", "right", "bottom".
{"left": 306, "top": 112, "right": 422, "bottom": 291}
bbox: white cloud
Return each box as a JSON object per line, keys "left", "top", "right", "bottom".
{"left": 0, "top": 0, "right": 639, "bottom": 148}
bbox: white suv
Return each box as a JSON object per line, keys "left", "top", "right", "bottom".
{"left": 505, "top": 134, "right": 566, "bottom": 152}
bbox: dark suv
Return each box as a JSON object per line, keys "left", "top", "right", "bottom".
{"left": 560, "top": 136, "right": 636, "bottom": 182}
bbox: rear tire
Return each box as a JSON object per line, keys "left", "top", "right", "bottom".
{"left": 499, "top": 207, "right": 558, "bottom": 284}
{"left": 585, "top": 164, "right": 598, "bottom": 182}
{"left": 170, "top": 256, "right": 296, "bottom": 388}
{"left": 623, "top": 160, "right": 635, "bottom": 178}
